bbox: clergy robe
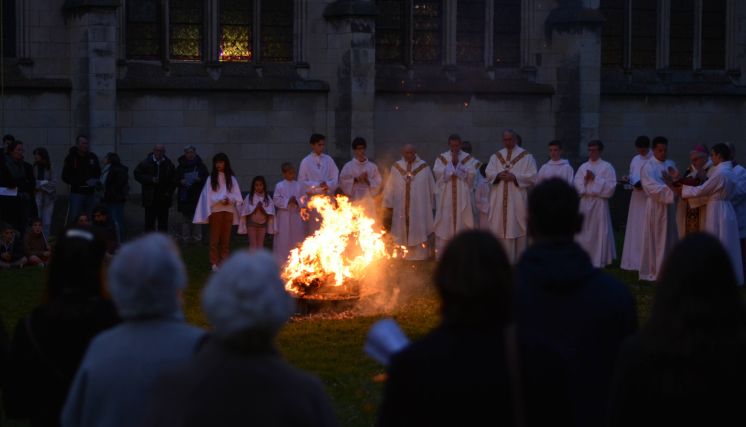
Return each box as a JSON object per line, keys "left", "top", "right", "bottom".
{"left": 639, "top": 157, "right": 679, "bottom": 282}
{"left": 432, "top": 150, "right": 477, "bottom": 252}
{"left": 536, "top": 159, "right": 574, "bottom": 185}
{"left": 682, "top": 161, "right": 744, "bottom": 285}
{"left": 298, "top": 152, "right": 339, "bottom": 233}
{"left": 620, "top": 152, "right": 651, "bottom": 271}
{"left": 574, "top": 159, "right": 617, "bottom": 268}
{"left": 238, "top": 193, "right": 275, "bottom": 235}
{"left": 676, "top": 163, "right": 710, "bottom": 237}
{"left": 474, "top": 172, "right": 491, "bottom": 229}
{"left": 485, "top": 146, "right": 537, "bottom": 263}
{"left": 732, "top": 164, "right": 746, "bottom": 239}
{"left": 272, "top": 179, "right": 307, "bottom": 267}
{"left": 339, "top": 158, "right": 382, "bottom": 215}
{"left": 383, "top": 157, "right": 435, "bottom": 260}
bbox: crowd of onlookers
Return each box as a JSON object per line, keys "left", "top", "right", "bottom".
{"left": 0, "top": 178, "right": 743, "bottom": 426}
{"left": 0, "top": 134, "right": 212, "bottom": 269}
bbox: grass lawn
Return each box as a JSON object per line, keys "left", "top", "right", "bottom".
{"left": 0, "top": 240, "right": 655, "bottom": 427}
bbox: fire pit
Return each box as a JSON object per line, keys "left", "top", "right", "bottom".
{"left": 290, "top": 279, "right": 361, "bottom": 315}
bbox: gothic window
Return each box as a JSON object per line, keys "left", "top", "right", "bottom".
{"left": 220, "top": 0, "right": 253, "bottom": 61}
{"left": 260, "top": 0, "right": 293, "bottom": 63}
{"left": 169, "top": 0, "right": 203, "bottom": 61}
{"left": 457, "top": 0, "right": 485, "bottom": 64}
{"left": 126, "top": 0, "right": 161, "bottom": 60}
{"left": 493, "top": 0, "right": 520, "bottom": 67}
{"left": 2, "top": 0, "right": 15, "bottom": 58}
{"left": 630, "top": 1, "right": 656, "bottom": 68}
{"left": 669, "top": 0, "right": 694, "bottom": 69}
{"left": 701, "top": 0, "right": 726, "bottom": 69}
{"left": 412, "top": 0, "right": 442, "bottom": 64}
{"left": 376, "top": 0, "right": 406, "bottom": 64}
{"left": 600, "top": 0, "right": 625, "bottom": 68}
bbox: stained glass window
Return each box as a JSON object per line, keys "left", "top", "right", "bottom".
{"left": 127, "top": 0, "right": 161, "bottom": 60}
{"left": 457, "top": 0, "right": 485, "bottom": 64}
{"left": 670, "top": 0, "right": 694, "bottom": 69}
{"left": 701, "top": 0, "right": 725, "bottom": 69}
{"left": 412, "top": 0, "right": 442, "bottom": 64}
{"left": 169, "top": 0, "right": 203, "bottom": 61}
{"left": 631, "top": 0, "right": 656, "bottom": 68}
{"left": 261, "top": 0, "right": 293, "bottom": 62}
{"left": 493, "top": 0, "right": 520, "bottom": 67}
{"left": 600, "top": 0, "right": 624, "bottom": 68}
{"left": 220, "top": 0, "right": 253, "bottom": 61}
{"left": 376, "top": 0, "right": 406, "bottom": 64}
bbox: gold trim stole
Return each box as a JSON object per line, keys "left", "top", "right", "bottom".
{"left": 438, "top": 154, "right": 473, "bottom": 233}
{"left": 494, "top": 150, "right": 528, "bottom": 238}
{"left": 394, "top": 161, "right": 429, "bottom": 243}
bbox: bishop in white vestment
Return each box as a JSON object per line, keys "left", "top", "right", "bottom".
{"left": 573, "top": 141, "right": 617, "bottom": 268}
{"left": 485, "top": 130, "right": 537, "bottom": 263}
{"left": 383, "top": 145, "right": 435, "bottom": 260}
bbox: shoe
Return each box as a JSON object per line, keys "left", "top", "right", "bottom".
{"left": 211, "top": 264, "right": 219, "bottom": 272}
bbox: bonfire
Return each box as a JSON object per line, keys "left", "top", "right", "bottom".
{"left": 282, "top": 194, "right": 404, "bottom": 299}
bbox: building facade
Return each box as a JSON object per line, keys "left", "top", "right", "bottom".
{"left": 1, "top": 0, "right": 745, "bottom": 190}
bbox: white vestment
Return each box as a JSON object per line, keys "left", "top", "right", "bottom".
{"left": 639, "top": 158, "right": 679, "bottom": 281}
{"left": 272, "top": 179, "right": 307, "bottom": 267}
{"left": 620, "top": 152, "right": 651, "bottom": 271}
{"left": 682, "top": 161, "right": 744, "bottom": 285}
{"left": 298, "top": 152, "right": 339, "bottom": 233}
{"left": 574, "top": 159, "right": 617, "bottom": 268}
{"left": 474, "top": 172, "right": 491, "bottom": 229}
{"left": 383, "top": 157, "right": 435, "bottom": 260}
{"left": 339, "top": 158, "right": 382, "bottom": 215}
{"left": 732, "top": 164, "right": 746, "bottom": 239}
{"left": 536, "top": 159, "right": 574, "bottom": 185}
{"left": 485, "top": 146, "right": 537, "bottom": 263}
{"left": 238, "top": 193, "right": 276, "bottom": 235}
{"left": 432, "top": 150, "right": 477, "bottom": 251}
{"left": 192, "top": 173, "right": 243, "bottom": 225}
{"left": 676, "top": 164, "right": 710, "bottom": 237}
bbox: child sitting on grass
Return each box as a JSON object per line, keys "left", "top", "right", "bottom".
{"left": 25, "top": 218, "right": 51, "bottom": 267}
{"left": 1, "top": 223, "right": 27, "bottom": 268}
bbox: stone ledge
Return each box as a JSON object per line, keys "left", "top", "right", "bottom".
{"left": 324, "top": 0, "right": 377, "bottom": 20}
{"left": 601, "top": 69, "right": 746, "bottom": 96}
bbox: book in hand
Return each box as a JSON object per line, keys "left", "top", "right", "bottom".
{"left": 364, "top": 318, "right": 410, "bottom": 366}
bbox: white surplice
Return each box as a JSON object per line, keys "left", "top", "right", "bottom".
{"left": 682, "top": 161, "right": 744, "bottom": 285}
{"left": 383, "top": 156, "right": 435, "bottom": 260}
{"left": 639, "top": 157, "right": 679, "bottom": 282}
{"left": 485, "top": 146, "right": 537, "bottom": 263}
{"left": 192, "top": 173, "right": 243, "bottom": 225}
{"left": 732, "top": 164, "right": 746, "bottom": 239}
{"left": 620, "top": 152, "right": 652, "bottom": 271}
{"left": 474, "top": 172, "right": 491, "bottom": 229}
{"left": 238, "top": 192, "right": 276, "bottom": 235}
{"left": 298, "top": 152, "right": 339, "bottom": 197}
{"left": 272, "top": 179, "right": 307, "bottom": 267}
{"left": 339, "top": 158, "right": 382, "bottom": 200}
{"left": 536, "top": 159, "right": 574, "bottom": 185}
{"left": 574, "top": 159, "right": 617, "bottom": 268}
{"left": 432, "top": 150, "right": 477, "bottom": 251}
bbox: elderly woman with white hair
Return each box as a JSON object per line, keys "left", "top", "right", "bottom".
{"left": 61, "top": 234, "right": 205, "bottom": 427}
{"left": 143, "top": 251, "right": 339, "bottom": 427}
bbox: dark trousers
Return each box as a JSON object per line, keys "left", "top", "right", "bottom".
{"left": 145, "top": 203, "right": 170, "bottom": 233}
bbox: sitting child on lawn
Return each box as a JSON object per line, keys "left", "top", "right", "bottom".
{"left": 1, "top": 223, "right": 27, "bottom": 268}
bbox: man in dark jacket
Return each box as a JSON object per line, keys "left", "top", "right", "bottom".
{"left": 175, "top": 145, "right": 208, "bottom": 243}
{"left": 62, "top": 135, "right": 101, "bottom": 225}
{"left": 0, "top": 141, "right": 36, "bottom": 236}
{"left": 133, "top": 144, "right": 176, "bottom": 233}
{"left": 515, "top": 178, "right": 637, "bottom": 427}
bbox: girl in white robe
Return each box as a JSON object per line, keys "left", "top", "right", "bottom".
{"left": 272, "top": 163, "right": 307, "bottom": 267}
{"left": 239, "top": 176, "right": 275, "bottom": 251}
{"left": 193, "top": 153, "right": 243, "bottom": 270}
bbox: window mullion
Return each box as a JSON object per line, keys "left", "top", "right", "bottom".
{"left": 254, "top": 0, "right": 261, "bottom": 63}
{"left": 693, "top": 0, "right": 702, "bottom": 70}
{"left": 484, "top": 0, "right": 494, "bottom": 67}
{"left": 657, "top": 0, "right": 669, "bottom": 69}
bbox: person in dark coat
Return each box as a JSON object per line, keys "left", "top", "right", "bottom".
{"left": 2, "top": 225, "right": 120, "bottom": 427}
{"left": 174, "top": 145, "right": 208, "bottom": 243}
{"left": 143, "top": 251, "right": 339, "bottom": 427}
{"left": 514, "top": 178, "right": 638, "bottom": 427}
{"left": 102, "top": 152, "right": 129, "bottom": 242}
{"left": 377, "top": 230, "right": 572, "bottom": 427}
{"left": 0, "top": 141, "right": 36, "bottom": 236}
{"left": 61, "top": 135, "right": 101, "bottom": 226}
{"left": 608, "top": 233, "right": 746, "bottom": 427}
{"left": 133, "top": 144, "right": 176, "bottom": 233}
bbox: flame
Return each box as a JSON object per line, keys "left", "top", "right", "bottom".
{"left": 283, "top": 195, "right": 403, "bottom": 295}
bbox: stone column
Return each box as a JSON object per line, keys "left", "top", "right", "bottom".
{"left": 544, "top": 0, "right": 603, "bottom": 163}
{"left": 323, "top": 0, "right": 376, "bottom": 159}
{"left": 64, "top": 0, "right": 120, "bottom": 155}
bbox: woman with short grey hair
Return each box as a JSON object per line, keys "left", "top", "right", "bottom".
{"left": 144, "top": 251, "right": 339, "bottom": 427}
{"left": 61, "top": 233, "right": 205, "bottom": 427}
